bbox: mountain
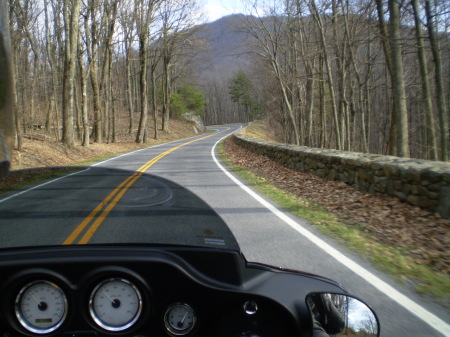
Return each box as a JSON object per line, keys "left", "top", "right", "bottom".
{"left": 192, "top": 14, "right": 256, "bottom": 82}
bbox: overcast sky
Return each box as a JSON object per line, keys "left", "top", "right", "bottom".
{"left": 203, "top": 0, "right": 244, "bottom": 22}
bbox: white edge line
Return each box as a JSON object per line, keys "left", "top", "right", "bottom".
{"left": 0, "top": 131, "right": 218, "bottom": 204}
{"left": 0, "top": 131, "right": 219, "bottom": 203}
{"left": 0, "top": 168, "right": 90, "bottom": 204}
{"left": 211, "top": 128, "right": 450, "bottom": 337}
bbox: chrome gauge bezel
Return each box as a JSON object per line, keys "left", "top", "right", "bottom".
{"left": 15, "top": 280, "right": 68, "bottom": 335}
{"left": 88, "top": 278, "right": 143, "bottom": 332}
{"left": 164, "top": 303, "right": 197, "bottom": 336}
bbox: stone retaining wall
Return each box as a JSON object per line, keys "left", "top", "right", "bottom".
{"left": 233, "top": 129, "right": 450, "bottom": 218}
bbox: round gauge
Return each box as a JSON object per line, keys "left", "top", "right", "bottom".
{"left": 15, "top": 280, "right": 68, "bottom": 334}
{"left": 164, "top": 303, "right": 197, "bottom": 336}
{"left": 89, "top": 278, "right": 142, "bottom": 332}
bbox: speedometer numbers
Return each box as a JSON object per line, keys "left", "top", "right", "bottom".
{"left": 14, "top": 277, "right": 196, "bottom": 336}
{"left": 89, "top": 278, "right": 143, "bottom": 332}
{"left": 15, "top": 281, "right": 68, "bottom": 334}
{"left": 164, "top": 303, "right": 197, "bottom": 336}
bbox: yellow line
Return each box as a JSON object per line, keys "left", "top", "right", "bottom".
{"left": 77, "top": 173, "right": 143, "bottom": 244}
{"left": 63, "top": 129, "right": 229, "bottom": 245}
{"left": 62, "top": 172, "right": 139, "bottom": 245}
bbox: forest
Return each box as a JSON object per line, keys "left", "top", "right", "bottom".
{"left": 204, "top": 0, "right": 449, "bottom": 161}
{"left": 7, "top": 0, "right": 204, "bottom": 149}
{"left": 5, "top": 0, "right": 450, "bottom": 161}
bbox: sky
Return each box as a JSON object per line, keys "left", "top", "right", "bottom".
{"left": 203, "top": 0, "right": 244, "bottom": 22}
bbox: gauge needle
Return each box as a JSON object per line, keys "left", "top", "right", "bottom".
{"left": 30, "top": 292, "right": 41, "bottom": 305}
{"left": 30, "top": 293, "right": 48, "bottom": 311}
{"left": 180, "top": 311, "right": 189, "bottom": 325}
{"left": 101, "top": 291, "right": 115, "bottom": 302}
{"left": 102, "top": 291, "right": 121, "bottom": 308}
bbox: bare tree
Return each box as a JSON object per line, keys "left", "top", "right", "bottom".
{"left": 77, "top": 24, "right": 89, "bottom": 146}
{"left": 241, "top": 2, "right": 301, "bottom": 145}
{"left": 424, "top": 0, "right": 448, "bottom": 161}
{"left": 62, "top": 0, "right": 81, "bottom": 147}
{"left": 134, "top": 0, "right": 159, "bottom": 143}
{"left": 119, "top": 2, "right": 136, "bottom": 137}
{"left": 160, "top": 0, "right": 202, "bottom": 133}
{"left": 0, "top": 0, "right": 17, "bottom": 161}
{"left": 83, "top": 0, "right": 107, "bottom": 143}
{"left": 411, "top": 0, "right": 437, "bottom": 160}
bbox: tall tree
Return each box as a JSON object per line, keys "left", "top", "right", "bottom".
{"left": 160, "top": 0, "right": 201, "bottom": 133}
{"left": 84, "top": 0, "right": 106, "bottom": 143}
{"left": 119, "top": 3, "right": 136, "bottom": 137}
{"left": 241, "top": 6, "right": 301, "bottom": 145}
{"left": 424, "top": 0, "right": 448, "bottom": 161}
{"left": 387, "top": 0, "right": 409, "bottom": 157}
{"left": 77, "top": 28, "right": 89, "bottom": 147}
{"left": 62, "top": 0, "right": 81, "bottom": 147}
{"left": 228, "top": 70, "right": 255, "bottom": 121}
{"left": 310, "top": 0, "right": 342, "bottom": 150}
{"left": 134, "top": 0, "right": 158, "bottom": 143}
{"left": 0, "top": 0, "right": 16, "bottom": 167}
{"left": 411, "top": 0, "right": 437, "bottom": 160}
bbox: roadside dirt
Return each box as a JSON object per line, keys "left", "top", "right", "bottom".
{"left": 223, "top": 137, "right": 450, "bottom": 276}
{"left": 11, "top": 120, "right": 197, "bottom": 170}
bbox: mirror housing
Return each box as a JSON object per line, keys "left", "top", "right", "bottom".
{"left": 306, "top": 292, "right": 379, "bottom": 337}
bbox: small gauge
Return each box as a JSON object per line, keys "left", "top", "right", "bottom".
{"left": 89, "top": 278, "right": 142, "bottom": 332}
{"left": 15, "top": 280, "right": 68, "bottom": 334}
{"left": 164, "top": 303, "right": 197, "bottom": 336}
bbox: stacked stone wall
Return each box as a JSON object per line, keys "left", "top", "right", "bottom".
{"left": 233, "top": 129, "right": 450, "bottom": 218}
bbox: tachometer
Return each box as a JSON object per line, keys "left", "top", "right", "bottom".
{"left": 15, "top": 280, "right": 68, "bottom": 334}
{"left": 89, "top": 278, "right": 142, "bottom": 332}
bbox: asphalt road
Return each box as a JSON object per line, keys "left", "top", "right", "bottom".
{"left": 0, "top": 125, "right": 449, "bottom": 336}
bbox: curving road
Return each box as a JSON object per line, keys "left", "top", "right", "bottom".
{"left": 0, "top": 125, "right": 448, "bottom": 336}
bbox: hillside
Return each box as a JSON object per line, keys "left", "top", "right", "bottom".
{"left": 11, "top": 119, "right": 199, "bottom": 170}
{"left": 193, "top": 14, "right": 256, "bottom": 81}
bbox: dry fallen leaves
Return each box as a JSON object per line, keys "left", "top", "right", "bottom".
{"left": 224, "top": 137, "right": 450, "bottom": 275}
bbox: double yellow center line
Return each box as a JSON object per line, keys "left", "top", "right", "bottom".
{"left": 63, "top": 131, "right": 225, "bottom": 245}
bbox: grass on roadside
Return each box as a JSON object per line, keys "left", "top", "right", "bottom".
{"left": 0, "top": 167, "right": 82, "bottom": 195}
{"left": 242, "top": 121, "right": 279, "bottom": 142}
{"left": 72, "top": 151, "right": 135, "bottom": 166}
{"left": 1, "top": 148, "right": 141, "bottom": 195}
{"left": 217, "top": 141, "right": 450, "bottom": 304}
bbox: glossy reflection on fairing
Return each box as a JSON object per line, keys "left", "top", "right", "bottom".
{"left": 0, "top": 167, "right": 240, "bottom": 250}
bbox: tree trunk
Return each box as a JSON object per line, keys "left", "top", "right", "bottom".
{"left": 136, "top": 36, "right": 148, "bottom": 143}
{"left": 311, "top": 0, "right": 341, "bottom": 150}
{"left": 388, "top": 0, "right": 409, "bottom": 157}
{"left": 85, "top": 2, "right": 102, "bottom": 143}
{"left": 411, "top": 0, "right": 437, "bottom": 160}
{"left": 126, "top": 50, "right": 134, "bottom": 136}
{"left": 151, "top": 63, "right": 159, "bottom": 140}
{"left": 162, "top": 56, "right": 171, "bottom": 133}
{"left": 425, "top": 0, "right": 448, "bottom": 161}
{"left": 62, "top": 0, "right": 81, "bottom": 147}
{"left": 78, "top": 37, "right": 89, "bottom": 147}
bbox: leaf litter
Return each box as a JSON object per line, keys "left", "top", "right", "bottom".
{"left": 223, "top": 137, "right": 450, "bottom": 276}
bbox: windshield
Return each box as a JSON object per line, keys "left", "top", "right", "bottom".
{"left": 0, "top": 165, "right": 240, "bottom": 250}
{"left": 2, "top": 2, "right": 450, "bottom": 337}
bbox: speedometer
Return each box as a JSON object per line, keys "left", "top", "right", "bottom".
{"left": 89, "top": 278, "right": 143, "bottom": 332}
{"left": 15, "top": 280, "right": 68, "bottom": 334}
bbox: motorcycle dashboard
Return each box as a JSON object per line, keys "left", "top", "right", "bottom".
{"left": 0, "top": 245, "right": 345, "bottom": 337}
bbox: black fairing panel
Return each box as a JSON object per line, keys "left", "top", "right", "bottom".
{"left": 0, "top": 245, "right": 345, "bottom": 337}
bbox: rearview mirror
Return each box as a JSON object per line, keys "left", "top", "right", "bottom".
{"left": 306, "top": 293, "right": 379, "bottom": 337}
